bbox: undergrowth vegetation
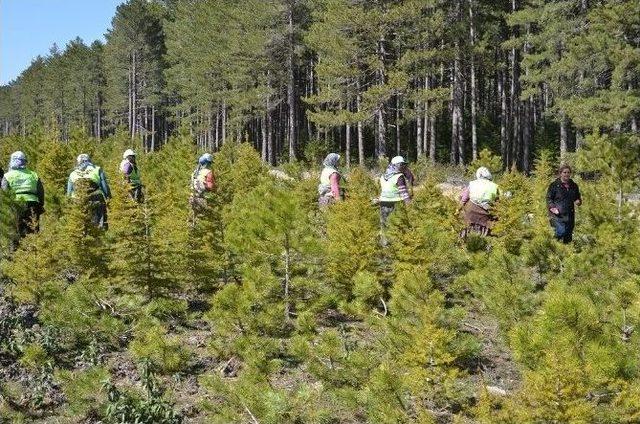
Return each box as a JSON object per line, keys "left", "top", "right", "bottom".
{"left": 1, "top": 130, "right": 640, "bottom": 423}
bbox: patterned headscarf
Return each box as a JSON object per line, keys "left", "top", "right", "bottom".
{"left": 323, "top": 153, "right": 340, "bottom": 169}
{"left": 9, "top": 151, "right": 27, "bottom": 170}
{"left": 76, "top": 153, "right": 93, "bottom": 171}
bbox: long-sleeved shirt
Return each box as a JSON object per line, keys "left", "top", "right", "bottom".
{"left": 329, "top": 172, "right": 341, "bottom": 199}
{"left": 546, "top": 178, "right": 581, "bottom": 223}
{"left": 397, "top": 175, "right": 411, "bottom": 204}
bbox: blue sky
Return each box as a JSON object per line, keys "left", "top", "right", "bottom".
{"left": 0, "top": 0, "right": 123, "bottom": 85}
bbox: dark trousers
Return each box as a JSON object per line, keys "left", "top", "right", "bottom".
{"left": 88, "top": 193, "right": 108, "bottom": 230}
{"left": 379, "top": 201, "right": 399, "bottom": 227}
{"left": 130, "top": 185, "right": 144, "bottom": 203}
{"left": 18, "top": 202, "right": 41, "bottom": 237}
{"left": 552, "top": 218, "right": 574, "bottom": 244}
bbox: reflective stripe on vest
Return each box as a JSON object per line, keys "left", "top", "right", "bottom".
{"left": 5, "top": 169, "right": 39, "bottom": 202}
{"left": 469, "top": 179, "right": 498, "bottom": 205}
{"left": 70, "top": 165, "right": 102, "bottom": 196}
{"left": 318, "top": 167, "right": 340, "bottom": 196}
{"left": 379, "top": 173, "right": 403, "bottom": 202}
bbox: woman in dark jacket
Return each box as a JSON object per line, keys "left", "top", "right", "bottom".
{"left": 546, "top": 165, "right": 582, "bottom": 243}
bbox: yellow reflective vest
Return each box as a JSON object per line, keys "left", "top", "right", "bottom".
{"left": 379, "top": 173, "right": 403, "bottom": 202}
{"left": 4, "top": 169, "right": 39, "bottom": 202}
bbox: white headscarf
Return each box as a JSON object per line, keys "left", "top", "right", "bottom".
{"left": 475, "top": 166, "right": 493, "bottom": 181}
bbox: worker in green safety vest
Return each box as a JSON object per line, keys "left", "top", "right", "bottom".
{"left": 379, "top": 156, "right": 413, "bottom": 226}
{"left": 1, "top": 151, "right": 45, "bottom": 238}
{"left": 458, "top": 166, "right": 501, "bottom": 237}
{"left": 67, "top": 153, "right": 111, "bottom": 230}
{"left": 120, "top": 149, "right": 143, "bottom": 202}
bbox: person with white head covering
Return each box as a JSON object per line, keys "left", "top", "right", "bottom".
{"left": 120, "top": 149, "right": 143, "bottom": 202}
{"left": 1, "top": 151, "right": 45, "bottom": 240}
{"left": 318, "top": 153, "right": 343, "bottom": 207}
{"left": 379, "top": 155, "right": 413, "bottom": 226}
{"left": 67, "top": 153, "right": 111, "bottom": 229}
{"left": 189, "top": 153, "right": 216, "bottom": 212}
{"left": 459, "top": 166, "right": 501, "bottom": 237}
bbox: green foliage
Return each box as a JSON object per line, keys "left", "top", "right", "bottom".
{"left": 103, "top": 360, "right": 183, "bottom": 423}
{"left": 387, "top": 181, "right": 463, "bottom": 279}
{"left": 0, "top": 189, "right": 19, "bottom": 257}
{"left": 18, "top": 342, "right": 49, "bottom": 370}
{"left": 129, "top": 321, "right": 191, "bottom": 374}
{"left": 468, "top": 148, "right": 502, "bottom": 179}
{"left": 56, "top": 366, "right": 110, "bottom": 417}
{"left": 39, "top": 278, "right": 125, "bottom": 349}
{"left": 346, "top": 269, "right": 481, "bottom": 422}
{"left": 324, "top": 194, "right": 380, "bottom": 302}
{"left": 109, "top": 183, "right": 181, "bottom": 299}
{"left": 1, "top": 224, "right": 65, "bottom": 304}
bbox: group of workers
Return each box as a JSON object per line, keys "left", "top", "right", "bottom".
{"left": 0, "top": 147, "right": 581, "bottom": 247}
{"left": 317, "top": 153, "right": 582, "bottom": 244}
{"left": 0, "top": 149, "right": 217, "bottom": 243}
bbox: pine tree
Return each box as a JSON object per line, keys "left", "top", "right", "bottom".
{"left": 0, "top": 189, "right": 20, "bottom": 258}
{"left": 324, "top": 174, "right": 381, "bottom": 304}
{"left": 109, "top": 181, "right": 179, "bottom": 301}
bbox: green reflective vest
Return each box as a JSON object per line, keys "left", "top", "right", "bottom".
{"left": 379, "top": 173, "right": 403, "bottom": 202}
{"left": 128, "top": 167, "right": 141, "bottom": 187}
{"left": 469, "top": 178, "right": 499, "bottom": 206}
{"left": 70, "top": 165, "right": 102, "bottom": 197}
{"left": 318, "top": 167, "right": 340, "bottom": 197}
{"left": 4, "top": 169, "right": 39, "bottom": 202}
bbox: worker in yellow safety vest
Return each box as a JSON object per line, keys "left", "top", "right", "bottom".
{"left": 120, "top": 149, "right": 143, "bottom": 202}
{"left": 459, "top": 166, "right": 500, "bottom": 237}
{"left": 67, "top": 153, "right": 111, "bottom": 229}
{"left": 1, "top": 151, "right": 45, "bottom": 239}
{"left": 379, "top": 156, "right": 413, "bottom": 226}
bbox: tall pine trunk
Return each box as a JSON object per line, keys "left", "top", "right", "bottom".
{"left": 416, "top": 95, "right": 423, "bottom": 157}
{"left": 451, "top": 41, "right": 464, "bottom": 165}
{"left": 357, "top": 84, "right": 364, "bottom": 165}
{"left": 375, "top": 36, "right": 387, "bottom": 159}
{"left": 469, "top": 0, "right": 478, "bottom": 161}
{"left": 560, "top": 112, "right": 568, "bottom": 158}
{"left": 395, "top": 96, "right": 401, "bottom": 156}
{"left": 287, "top": 4, "right": 297, "bottom": 161}
{"left": 499, "top": 66, "right": 509, "bottom": 169}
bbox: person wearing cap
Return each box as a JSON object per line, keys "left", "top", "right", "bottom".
{"left": 379, "top": 155, "right": 413, "bottom": 226}
{"left": 1, "top": 151, "right": 45, "bottom": 238}
{"left": 190, "top": 153, "right": 216, "bottom": 211}
{"left": 318, "top": 153, "right": 344, "bottom": 207}
{"left": 67, "top": 153, "right": 111, "bottom": 229}
{"left": 120, "top": 149, "right": 143, "bottom": 202}
{"left": 458, "top": 166, "right": 500, "bottom": 237}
